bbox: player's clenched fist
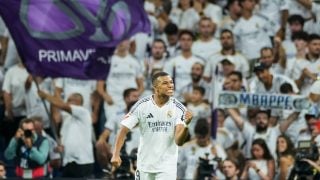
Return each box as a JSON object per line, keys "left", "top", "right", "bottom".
{"left": 110, "top": 154, "right": 122, "bottom": 169}
{"left": 185, "top": 110, "right": 193, "bottom": 125}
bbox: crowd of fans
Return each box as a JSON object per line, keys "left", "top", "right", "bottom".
{"left": 0, "top": 0, "right": 320, "bottom": 179}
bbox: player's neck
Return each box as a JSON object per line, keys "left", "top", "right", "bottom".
{"left": 153, "top": 94, "right": 169, "bottom": 107}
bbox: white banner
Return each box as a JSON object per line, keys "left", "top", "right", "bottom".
{"left": 217, "top": 91, "right": 311, "bottom": 111}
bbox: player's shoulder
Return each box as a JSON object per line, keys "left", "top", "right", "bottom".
{"left": 170, "top": 97, "right": 186, "bottom": 112}
{"left": 130, "top": 95, "right": 153, "bottom": 112}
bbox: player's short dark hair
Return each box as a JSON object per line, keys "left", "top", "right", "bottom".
{"left": 0, "top": 160, "right": 5, "bottom": 168}
{"left": 228, "top": 71, "right": 243, "bottom": 81}
{"left": 123, "top": 88, "right": 138, "bottom": 99}
{"left": 178, "top": 29, "right": 195, "bottom": 41}
{"left": 308, "top": 34, "right": 320, "bottom": 43}
{"left": 280, "top": 83, "right": 293, "bottom": 94}
{"left": 194, "top": 118, "right": 209, "bottom": 137}
{"left": 288, "top": 14, "right": 305, "bottom": 26}
{"left": 193, "top": 86, "right": 206, "bottom": 96}
{"left": 152, "top": 71, "right": 170, "bottom": 86}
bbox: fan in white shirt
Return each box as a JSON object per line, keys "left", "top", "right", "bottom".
{"left": 177, "top": 119, "right": 226, "bottom": 180}
{"left": 163, "top": 30, "right": 205, "bottom": 93}
{"left": 144, "top": 39, "right": 168, "bottom": 96}
{"left": 169, "top": 0, "right": 200, "bottom": 31}
{"left": 204, "top": 29, "right": 250, "bottom": 81}
{"left": 111, "top": 72, "right": 193, "bottom": 180}
{"left": 38, "top": 90, "right": 94, "bottom": 178}
{"left": 293, "top": 34, "right": 320, "bottom": 95}
{"left": 220, "top": 0, "right": 242, "bottom": 31}
{"left": 256, "top": 0, "right": 290, "bottom": 36}
{"left": 97, "top": 40, "right": 144, "bottom": 120}
{"left": 193, "top": 0, "right": 223, "bottom": 30}
{"left": 249, "top": 62, "right": 299, "bottom": 94}
{"left": 191, "top": 17, "right": 221, "bottom": 61}
{"left": 233, "top": 0, "right": 273, "bottom": 61}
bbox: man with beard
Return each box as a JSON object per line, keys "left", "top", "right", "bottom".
{"left": 203, "top": 29, "right": 249, "bottom": 82}
{"left": 227, "top": 108, "right": 300, "bottom": 158}
{"left": 178, "top": 62, "right": 211, "bottom": 103}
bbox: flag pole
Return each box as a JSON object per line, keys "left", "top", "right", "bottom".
{"left": 32, "top": 76, "right": 59, "bottom": 142}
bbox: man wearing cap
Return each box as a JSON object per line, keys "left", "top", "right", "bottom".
{"left": 249, "top": 62, "right": 299, "bottom": 124}
{"left": 249, "top": 62, "right": 299, "bottom": 94}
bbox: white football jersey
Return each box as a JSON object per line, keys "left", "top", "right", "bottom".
{"left": 233, "top": 15, "right": 273, "bottom": 60}
{"left": 121, "top": 95, "right": 186, "bottom": 172}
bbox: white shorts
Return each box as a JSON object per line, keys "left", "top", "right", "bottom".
{"left": 135, "top": 169, "right": 177, "bottom": 180}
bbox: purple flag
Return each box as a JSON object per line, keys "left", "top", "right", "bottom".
{"left": 0, "top": 0, "right": 150, "bottom": 79}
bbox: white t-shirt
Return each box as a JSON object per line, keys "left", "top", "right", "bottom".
{"left": 191, "top": 38, "right": 221, "bottom": 61}
{"left": 233, "top": 15, "right": 273, "bottom": 60}
{"left": 2, "top": 64, "right": 28, "bottom": 116}
{"left": 290, "top": 58, "right": 320, "bottom": 95}
{"left": 60, "top": 105, "right": 94, "bottom": 165}
{"left": 178, "top": 141, "right": 226, "bottom": 180}
{"left": 106, "top": 54, "right": 143, "bottom": 104}
{"left": 163, "top": 55, "right": 204, "bottom": 93}
{"left": 204, "top": 52, "right": 250, "bottom": 78}
{"left": 169, "top": 8, "right": 200, "bottom": 31}
{"left": 121, "top": 95, "right": 186, "bottom": 173}
{"left": 25, "top": 79, "right": 53, "bottom": 129}
{"left": 55, "top": 78, "right": 96, "bottom": 111}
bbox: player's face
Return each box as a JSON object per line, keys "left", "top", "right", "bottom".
{"left": 223, "top": 160, "right": 238, "bottom": 178}
{"left": 154, "top": 76, "right": 174, "bottom": 96}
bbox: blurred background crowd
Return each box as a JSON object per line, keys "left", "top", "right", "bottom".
{"left": 0, "top": 0, "right": 320, "bottom": 179}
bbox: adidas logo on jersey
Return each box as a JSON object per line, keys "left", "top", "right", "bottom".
{"left": 146, "top": 113, "right": 154, "bottom": 119}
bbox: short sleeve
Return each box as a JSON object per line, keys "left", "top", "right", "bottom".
{"left": 121, "top": 112, "right": 139, "bottom": 130}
